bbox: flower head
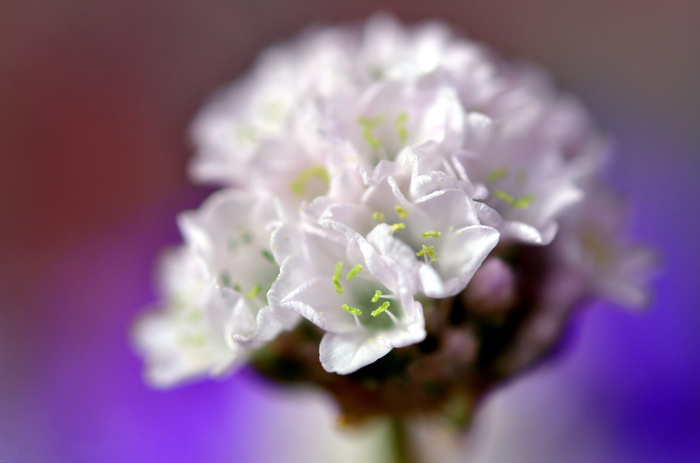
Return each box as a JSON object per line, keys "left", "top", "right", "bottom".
{"left": 134, "top": 14, "right": 654, "bottom": 425}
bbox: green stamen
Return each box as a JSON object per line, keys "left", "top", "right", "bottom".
{"left": 372, "top": 211, "right": 385, "bottom": 222}
{"left": 389, "top": 223, "right": 405, "bottom": 232}
{"left": 342, "top": 304, "right": 362, "bottom": 316}
{"left": 493, "top": 189, "right": 515, "bottom": 205}
{"left": 487, "top": 168, "right": 509, "bottom": 183}
{"left": 333, "top": 261, "right": 344, "bottom": 294}
{"left": 371, "top": 301, "right": 391, "bottom": 317}
{"left": 359, "top": 115, "right": 385, "bottom": 148}
{"left": 421, "top": 230, "right": 442, "bottom": 238}
{"left": 394, "top": 205, "right": 408, "bottom": 218}
{"left": 220, "top": 272, "right": 231, "bottom": 287}
{"left": 371, "top": 290, "right": 383, "bottom": 303}
{"left": 247, "top": 285, "right": 261, "bottom": 299}
{"left": 513, "top": 195, "right": 534, "bottom": 209}
{"left": 289, "top": 165, "right": 330, "bottom": 196}
{"left": 261, "top": 249, "right": 275, "bottom": 264}
{"left": 362, "top": 129, "right": 381, "bottom": 148}
{"left": 416, "top": 244, "right": 438, "bottom": 262}
{"left": 346, "top": 265, "right": 363, "bottom": 280}
{"left": 395, "top": 112, "right": 409, "bottom": 143}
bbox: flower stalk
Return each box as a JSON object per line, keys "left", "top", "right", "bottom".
{"left": 390, "top": 418, "right": 417, "bottom": 463}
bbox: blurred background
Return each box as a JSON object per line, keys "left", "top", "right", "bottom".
{"left": 1, "top": 1, "right": 699, "bottom": 461}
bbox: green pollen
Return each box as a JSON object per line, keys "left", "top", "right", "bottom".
{"left": 487, "top": 168, "right": 509, "bottom": 183}
{"left": 362, "top": 128, "right": 382, "bottom": 148}
{"left": 220, "top": 272, "right": 231, "bottom": 287}
{"left": 372, "top": 211, "right": 385, "bottom": 222}
{"left": 359, "top": 115, "right": 385, "bottom": 149}
{"left": 333, "top": 261, "right": 344, "bottom": 294}
{"left": 346, "top": 265, "right": 363, "bottom": 280}
{"left": 371, "top": 301, "right": 391, "bottom": 317}
{"left": 394, "top": 205, "right": 408, "bottom": 218}
{"left": 371, "top": 290, "right": 383, "bottom": 303}
{"left": 289, "top": 165, "right": 330, "bottom": 196}
{"left": 421, "top": 230, "right": 442, "bottom": 238}
{"left": 261, "top": 249, "right": 275, "bottom": 264}
{"left": 493, "top": 189, "right": 515, "bottom": 205}
{"left": 513, "top": 194, "right": 534, "bottom": 209}
{"left": 395, "top": 112, "right": 409, "bottom": 143}
{"left": 389, "top": 223, "right": 406, "bottom": 232}
{"left": 233, "top": 282, "right": 242, "bottom": 293}
{"left": 416, "top": 244, "right": 438, "bottom": 262}
{"left": 342, "top": 304, "right": 362, "bottom": 316}
{"left": 397, "top": 127, "right": 407, "bottom": 143}
{"left": 247, "top": 285, "right": 261, "bottom": 299}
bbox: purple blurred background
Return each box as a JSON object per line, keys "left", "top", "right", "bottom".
{"left": 1, "top": 1, "right": 699, "bottom": 461}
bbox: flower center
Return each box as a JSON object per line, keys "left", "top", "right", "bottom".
{"left": 333, "top": 260, "right": 398, "bottom": 331}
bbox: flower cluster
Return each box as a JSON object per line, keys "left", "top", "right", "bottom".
{"left": 134, "top": 16, "right": 652, "bottom": 420}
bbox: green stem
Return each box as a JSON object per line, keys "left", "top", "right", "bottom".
{"left": 390, "top": 417, "right": 417, "bottom": 463}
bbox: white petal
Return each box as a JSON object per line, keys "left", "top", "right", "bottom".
{"left": 320, "top": 331, "right": 393, "bottom": 374}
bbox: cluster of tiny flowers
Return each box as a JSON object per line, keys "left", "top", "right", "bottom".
{"left": 134, "top": 16, "right": 653, "bottom": 397}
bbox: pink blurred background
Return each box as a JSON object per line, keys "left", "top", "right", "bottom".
{"left": 1, "top": 1, "right": 699, "bottom": 461}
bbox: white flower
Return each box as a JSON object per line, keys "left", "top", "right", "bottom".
{"left": 457, "top": 112, "right": 584, "bottom": 245}
{"left": 359, "top": 15, "right": 455, "bottom": 81}
{"left": 189, "top": 27, "right": 356, "bottom": 187}
{"left": 308, "top": 148, "right": 499, "bottom": 298}
{"left": 554, "top": 185, "right": 655, "bottom": 308}
{"left": 178, "top": 189, "right": 298, "bottom": 344}
{"left": 133, "top": 247, "right": 248, "bottom": 387}
{"left": 268, "top": 223, "right": 425, "bottom": 374}
{"left": 320, "top": 78, "right": 467, "bottom": 166}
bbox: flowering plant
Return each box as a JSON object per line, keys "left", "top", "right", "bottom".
{"left": 134, "top": 14, "right": 653, "bottom": 459}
